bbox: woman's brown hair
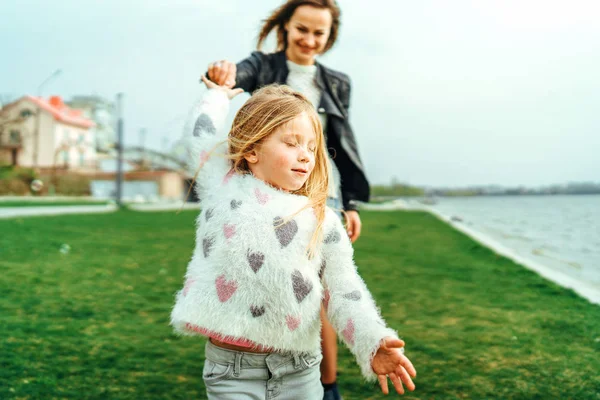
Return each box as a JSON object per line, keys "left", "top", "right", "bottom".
{"left": 257, "top": 0, "right": 341, "bottom": 53}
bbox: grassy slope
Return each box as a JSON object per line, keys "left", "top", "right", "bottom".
{"left": 1, "top": 210, "right": 598, "bottom": 399}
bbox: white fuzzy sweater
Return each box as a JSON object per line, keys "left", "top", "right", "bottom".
{"left": 170, "top": 88, "right": 398, "bottom": 381}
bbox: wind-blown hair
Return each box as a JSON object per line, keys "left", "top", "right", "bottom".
{"left": 228, "top": 84, "right": 330, "bottom": 257}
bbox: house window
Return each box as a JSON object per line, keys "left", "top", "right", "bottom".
{"left": 78, "top": 134, "right": 84, "bottom": 145}
{"left": 9, "top": 130, "right": 21, "bottom": 144}
{"left": 79, "top": 152, "right": 85, "bottom": 166}
{"left": 62, "top": 150, "right": 68, "bottom": 164}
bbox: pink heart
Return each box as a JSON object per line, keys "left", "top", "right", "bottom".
{"left": 215, "top": 274, "right": 237, "bottom": 302}
{"left": 183, "top": 278, "right": 196, "bottom": 296}
{"left": 286, "top": 315, "right": 301, "bottom": 331}
{"left": 200, "top": 150, "right": 210, "bottom": 164}
{"left": 342, "top": 318, "right": 355, "bottom": 345}
{"left": 222, "top": 168, "right": 235, "bottom": 185}
{"left": 223, "top": 224, "right": 236, "bottom": 239}
{"left": 254, "top": 187, "right": 270, "bottom": 205}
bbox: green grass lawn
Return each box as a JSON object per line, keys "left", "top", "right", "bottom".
{"left": 0, "top": 201, "right": 109, "bottom": 208}
{"left": 1, "top": 210, "right": 599, "bottom": 399}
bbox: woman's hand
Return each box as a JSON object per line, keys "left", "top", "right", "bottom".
{"left": 345, "top": 210, "right": 362, "bottom": 242}
{"left": 371, "top": 337, "right": 417, "bottom": 395}
{"left": 207, "top": 60, "right": 237, "bottom": 88}
{"left": 200, "top": 75, "right": 243, "bottom": 100}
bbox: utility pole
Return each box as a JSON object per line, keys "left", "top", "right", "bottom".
{"left": 115, "top": 93, "right": 124, "bottom": 207}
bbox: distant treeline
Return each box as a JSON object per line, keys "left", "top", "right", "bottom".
{"left": 371, "top": 184, "right": 424, "bottom": 197}
{"left": 371, "top": 181, "right": 600, "bottom": 197}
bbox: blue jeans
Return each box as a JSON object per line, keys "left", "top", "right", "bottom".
{"left": 203, "top": 340, "right": 324, "bottom": 399}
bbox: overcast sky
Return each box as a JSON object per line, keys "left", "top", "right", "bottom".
{"left": 2, "top": 0, "right": 599, "bottom": 187}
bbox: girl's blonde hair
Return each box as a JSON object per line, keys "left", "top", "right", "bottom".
{"left": 228, "top": 84, "right": 330, "bottom": 257}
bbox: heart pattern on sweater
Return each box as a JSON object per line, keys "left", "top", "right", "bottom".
{"left": 247, "top": 251, "right": 265, "bottom": 273}
{"left": 230, "top": 199, "right": 242, "bottom": 210}
{"left": 200, "top": 150, "right": 210, "bottom": 165}
{"left": 292, "top": 270, "right": 313, "bottom": 303}
{"left": 205, "top": 208, "right": 214, "bottom": 221}
{"left": 203, "top": 236, "right": 215, "bottom": 258}
{"left": 254, "top": 187, "right": 270, "bottom": 205}
{"left": 223, "top": 224, "right": 236, "bottom": 239}
{"left": 215, "top": 275, "right": 237, "bottom": 302}
{"left": 343, "top": 290, "right": 362, "bottom": 301}
{"left": 250, "top": 305, "right": 265, "bottom": 317}
{"left": 193, "top": 113, "right": 215, "bottom": 136}
{"left": 342, "top": 318, "right": 355, "bottom": 345}
{"left": 324, "top": 229, "right": 341, "bottom": 244}
{"left": 222, "top": 168, "right": 235, "bottom": 185}
{"left": 183, "top": 278, "right": 196, "bottom": 296}
{"left": 286, "top": 315, "right": 301, "bottom": 331}
{"left": 274, "top": 217, "right": 298, "bottom": 248}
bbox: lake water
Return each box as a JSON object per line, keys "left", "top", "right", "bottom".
{"left": 422, "top": 195, "right": 600, "bottom": 301}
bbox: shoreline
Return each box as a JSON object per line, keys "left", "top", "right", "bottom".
{"left": 361, "top": 199, "right": 600, "bottom": 305}
{"left": 423, "top": 205, "right": 600, "bottom": 306}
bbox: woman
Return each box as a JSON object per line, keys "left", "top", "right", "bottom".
{"left": 207, "top": 1, "right": 369, "bottom": 398}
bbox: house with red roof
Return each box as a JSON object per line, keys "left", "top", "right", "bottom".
{"left": 0, "top": 95, "right": 96, "bottom": 170}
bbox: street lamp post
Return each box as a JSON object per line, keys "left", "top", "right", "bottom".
{"left": 115, "top": 93, "right": 124, "bottom": 207}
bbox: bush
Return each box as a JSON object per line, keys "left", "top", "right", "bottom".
{"left": 53, "top": 175, "right": 91, "bottom": 196}
{"left": 0, "top": 179, "right": 30, "bottom": 195}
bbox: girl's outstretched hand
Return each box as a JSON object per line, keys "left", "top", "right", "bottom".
{"left": 371, "top": 337, "right": 417, "bottom": 395}
{"left": 200, "top": 75, "right": 243, "bottom": 100}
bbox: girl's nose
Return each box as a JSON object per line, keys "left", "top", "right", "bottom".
{"left": 298, "top": 148, "right": 310, "bottom": 162}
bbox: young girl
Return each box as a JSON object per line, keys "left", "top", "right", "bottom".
{"left": 207, "top": 2, "right": 366, "bottom": 396}
{"left": 170, "top": 76, "right": 416, "bottom": 399}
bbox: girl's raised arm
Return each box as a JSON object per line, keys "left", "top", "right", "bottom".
{"left": 182, "top": 77, "right": 243, "bottom": 198}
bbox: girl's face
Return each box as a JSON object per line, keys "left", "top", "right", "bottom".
{"left": 245, "top": 112, "right": 317, "bottom": 192}
{"left": 285, "top": 5, "right": 332, "bottom": 65}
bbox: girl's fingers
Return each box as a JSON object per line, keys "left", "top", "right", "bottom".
{"left": 401, "top": 356, "right": 417, "bottom": 378}
{"left": 200, "top": 75, "right": 211, "bottom": 87}
{"left": 377, "top": 375, "right": 389, "bottom": 395}
{"left": 384, "top": 337, "right": 405, "bottom": 349}
{"left": 389, "top": 372, "right": 405, "bottom": 395}
{"left": 396, "top": 366, "right": 416, "bottom": 391}
{"left": 227, "top": 88, "right": 244, "bottom": 99}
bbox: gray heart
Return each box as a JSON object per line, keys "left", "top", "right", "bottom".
{"left": 292, "top": 270, "right": 313, "bottom": 303}
{"left": 247, "top": 251, "right": 265, "bottom": 273}
{"left": 324, "top": 229, "right": 341, "bottom": 244}
{"left": 230, "top": 200, "right": 242, "bottom": 210}
{"left": 193, "top": 113, "right": 216, "bottom": 136}
{"left": 343, "top": 290, "right": 362, "bottom": 301}
{"left": 205, "top": 208, "right": 214, "bottom": 221}
{"left": 274, "top": 217, "right": 298, "bottom": 248}
{"left": 250, "top": 305, "right": 265, "bottom": 317}
{"left": 203, "top": 236, "right": 214, "bottom": 258}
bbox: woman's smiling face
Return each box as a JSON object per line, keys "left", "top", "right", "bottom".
{"left": 285, "top": 5, "right": 332, "bottom": 65}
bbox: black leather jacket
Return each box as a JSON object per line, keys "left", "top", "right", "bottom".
{"left": 234, "top": 51, "right": 369, "bottom": 211}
